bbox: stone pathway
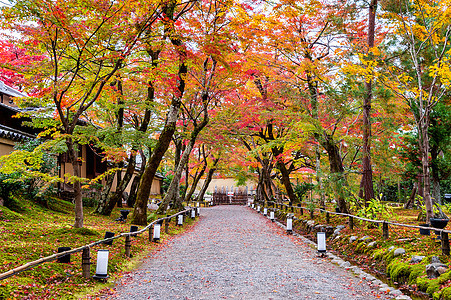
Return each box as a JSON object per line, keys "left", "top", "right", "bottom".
{"left": 103, "top": 206, "right": 395, "bottom": 300}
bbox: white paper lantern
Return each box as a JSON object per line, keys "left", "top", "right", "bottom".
{"left": 286, "top": 218, "right": 293, "bottom": 233}
{"left": 191, "top": 209, "right": 196, "bottom": 219}
{"left": 178, "top": 214, "right": 183, "bottom": 226}
{"left": 317, "top": 232, "right": 326, "bottom": 253}
{"left": 263, "top": 207, "right": 268, "bottom": 216}
{"left": 153, "top": 224, "right": 161, "bottom": 241}
{"left": 270, "top": 211, "right": 275, "bottom": 221}
{"left": 93, "top": 250, "right": 109, "bottom": 279}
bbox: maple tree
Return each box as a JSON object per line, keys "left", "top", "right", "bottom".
{"left": 1, "top": 0, "right": 450, "bottom": 229}
{"left": 1, "top": 0, "right": 162, "bottom": 227}
{"left": 380, "top": 0, "right": 451, "bottom": 222}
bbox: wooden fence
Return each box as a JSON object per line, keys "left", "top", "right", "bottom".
{"left": 212, "top": 192, "right": 248, "bottom": 205}
{"left": 0, "top": 207, "right": 197, "bottom": 281}
{"left": 252, "top": 202, "right": 451, "bottom": 256}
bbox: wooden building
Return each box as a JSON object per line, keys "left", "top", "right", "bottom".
{"left": 0, "top": 80, "right": 162, "bottom": 202}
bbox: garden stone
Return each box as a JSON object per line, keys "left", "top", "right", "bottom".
{"left": 390, "top": 289, "right": 403, "bottom": 296}
{"left": 410, "top": 255, "right": 425, "bottom": 264}
{"left": 426, "top": 263, "right": 448, "bottom": 279}
{"left": 394, "top": 248, "right": 405, "bottom": 257}
{"left": 336, "top": 225, "right": 346, "bottom": 231}
{"left": 367, "top": 241, "right": 377, "bottom": 249}
{"left": 349, "top": 236, "right": 358, "bottom": 243}
{"left": 388, "top": 246, "right": 395, "bottom": 252}
{"left": 431, "top": 256, "right": 441, "bottom": 264}
{"left": 334, "top": 225, "right": 346, "bottom": 235}
{"left": 395, "top": 238, "right": 413, "bottom": 243}
{"left": 314, "top": 225, "right": 325, "bottom": 232}
{"left": 359, "top": 236, "right": 372, "bottom": 243}
{"left": 395, "top": 296, "right": 411, "bottom": 300}
{"left": 340, "top": 261, "right": 351, "bottom": 268}
{"left": 306, "top": 220, "right": 315, "bottom": 227}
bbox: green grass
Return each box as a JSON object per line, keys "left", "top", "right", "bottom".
{"left": 0, "top": 196, "right": 197, "bottom": 299}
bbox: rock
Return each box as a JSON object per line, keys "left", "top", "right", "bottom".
{"left": 410, "top": 255, "right": 425, "bottom": 264}
{"left": 379, "top": 283, "right": 389, "bottom": 289}
{"left": 390, "top": 289, "right": 403, "bottom": 296}
{"left": 147, "top": 203, "right": 159, "bottom": 210}
{"left": 388, "top": 246, "right": 395, "bottom": 252}
{"left": 393, "top": 248, "right": 405, "bottom": 257}
{"left": 349, "top": 236, "right": 358, "bottom": 243}
{"left": 437, "top": 266, "right": 449, "bottom": 275}
{"left": 359, "top": 236, "right": 372, "bottom": 242}
{"left": 395, "top": 238, "right": 413, "bottom": 243}
{"left": 314, "top": 225, "right": 325, "bottom": 232}
{"left": 367, "top": 241, "right": 377, "bottom": 249}
{"left": 340, "top": 261, "right": 351, "bottom": 268}
{"left": 336, "top": 225, "right": 346, "bottom": 231}
{"left": 306, "top": 220, "right": 315, "bottom": 227}
{"left": 396, "top": 296, "right": 411, "bottom": 300}
{"left": 431, "top": 256, "right": 441, "bottom": 264}
{"left": 349, "top": 266, "right": 360, "bottom": 273}
{"left": 426, "top": 263, "right": 449, "bottom": 279}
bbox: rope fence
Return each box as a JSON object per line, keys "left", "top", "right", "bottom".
{"left": 0, "top": 207, "right": 197, "bottom": 281}
{"left": 251, "top": 201, "right": 451, "bottom": 256}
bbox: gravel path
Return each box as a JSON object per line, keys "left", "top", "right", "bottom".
{"left": 105, "top": 206, "right": 392, "bottom": 300}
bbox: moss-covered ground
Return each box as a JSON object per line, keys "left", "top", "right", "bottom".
{"left": 0, "top": 195, "right": 197, "bottom": 299}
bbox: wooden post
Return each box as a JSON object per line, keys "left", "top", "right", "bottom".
{"left": 383, "top": 221, "right": 389, "bottom": 239}
{"left": 326, "top": 212, "right": 330, "bottom": 224}
{"left": 349, "top": 216, "right": 354, "bottom": 230}
{"left": 290, "top": 206, "right": 294, "bottom": 213}
{"left": 442, "top": 232, "right": 450, "bottom": 256}
{"left": 310, "top": 209, "right": 314, "bottom": 219}
{"left": 125, "top": 235, "right": 131, "bottom": 258}
{"left": 149, "top": 225, "right": 154, "bottom": 242}
{"left": 82, "top": 247, "right": 91, "bottom": 278}
{"left": 165, "top": 217, "right": 170, "bottom": 234}
{"left": 300, "top": 207, "right": 303, "bottom": 215}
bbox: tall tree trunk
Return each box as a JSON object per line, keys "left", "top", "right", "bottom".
{"left": 419, "top": 119, "right": 433, "bottom": 222}
{"left": 66, "top": 139, "right": 83, "bottom": 228}
{"left": 262, "top": 123, "right": 296, "bottom": 204}
{"left": 127, "top": 152, "right": 145, "bottom": 208}
{"left": 360, "top": 0, "right": 378, "bottom": 205}
{"left": 431, "top": 143, "right": 441, "bottom": 204}
{"left": 185, "top": 155, "right": 207, "bottom": 203}
{"left": 131, "top": 96, "right": 184, "bottom": 224}
{"left": 321, "top": 134, "right": 349, "bottom": 213}
{"left": 130, "top": 0, "right": 189, "bottom": 225}
{"left": 157, "top": 116, "right": 209, "bottom": 214}
{"left": 196, "top": 156, "right": 220, "bottom": 202}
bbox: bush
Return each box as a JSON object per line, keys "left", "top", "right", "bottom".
{"left": 82, "top": 197, "right": 98, "bottom": 208}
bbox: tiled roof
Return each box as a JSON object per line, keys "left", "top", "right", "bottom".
{"left": 0, "top": 80, "right": 27, "bottom": 98}
{"left": 0, "top": 124, "right": 35, "bottom": 142}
